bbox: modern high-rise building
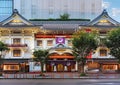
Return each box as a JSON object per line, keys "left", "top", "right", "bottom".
{"left": 0, "top": 0, "right": 13, "bottom": 21}
{"left": 14, "top": 0, "right": 102, "bottom": 20}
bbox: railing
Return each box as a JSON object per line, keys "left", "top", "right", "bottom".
{"left": 7, "top": 44, "right": 27, "bottom": 47}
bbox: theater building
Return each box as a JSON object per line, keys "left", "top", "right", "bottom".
{"left": 0, "top": 9, "right": 120, "bottom": 73}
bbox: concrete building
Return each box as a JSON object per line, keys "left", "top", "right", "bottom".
{"left": 0, "top": 0, "right": 13, "bottom": 21}
{"left": 14, "top": 0, "right": 102, "bottom": 20}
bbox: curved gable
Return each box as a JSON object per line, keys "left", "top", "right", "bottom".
{"left": 87, "top": 9, "right": 120, "bottom": 26}
{"left": 1, "top": 9, "right": 33, "bottom": 26}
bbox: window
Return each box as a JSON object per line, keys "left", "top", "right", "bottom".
{"left": 68, "top": 40, "right": 72, "bottom": 46}
{"left": 37, "top": 40, "right": 42, "bottom": 46}
{"left": 102, "top": 65, "right": 118, "bottom": 70}
{"left": 0, "top": 0, "right": 13, "bottom": 21}
{"left": 13, "top": 38, "right": 21, "bottom": 44}
{"left": 100, "top": 49, "right": 107, "bottom": 56}
{"left": 47, "top": 40, "right": 53, "bottom": 46}
{"left": 49, "top": 8, "right": 53, "bottom": 15}
{"left": 48, "top": 0, "right": 54, "bottom": 15}
{"left": 13, "top": 50, "right": 21, "bottom": 57}
{"left": 3, "top": 65, "right": 20, "bottom": 71}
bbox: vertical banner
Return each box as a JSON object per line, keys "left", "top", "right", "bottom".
{"left": 56, "top": 37, "right": 65, "bottom": 44}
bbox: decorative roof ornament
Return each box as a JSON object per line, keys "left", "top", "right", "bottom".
{"left": 102, "top": 9, "right": 108, "bottom": 15}
{"left": 13, "top": 9, "right": 18, "bottom": 13}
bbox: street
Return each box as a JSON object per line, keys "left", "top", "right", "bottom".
{"left": 0, "top": 79, "right": 120, "bottom": 85}
{"left": 2, "top": 72, "right": 120, "bottom": 79}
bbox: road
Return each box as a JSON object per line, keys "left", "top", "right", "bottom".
{"left": 0, "top": 79, "right": 120, "bottom": 85}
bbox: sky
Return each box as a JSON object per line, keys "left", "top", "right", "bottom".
{"left": 103, "top": 0, "right": 120, "bottom": 22}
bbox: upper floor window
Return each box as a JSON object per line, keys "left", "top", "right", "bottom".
{"left": 47, "top": 40, "right": 53, "bottom": 46}
{"left": 37, "top": 40, "right": 42, "bottom": 46}
{"left": 13, "top": 38, "right": 21, "bottom": 44}
{"left": 13, "top": 50, "right": 21, "bottom": 57}
{"left": 100, "top": 49, "right": 107, "bottom": 56}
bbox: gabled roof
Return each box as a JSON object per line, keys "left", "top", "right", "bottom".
{"left": 0, "top": 9, "right": 33, "bottom": 26}
{"left": 87, "top": 9, "right": 120, "bottom": 26}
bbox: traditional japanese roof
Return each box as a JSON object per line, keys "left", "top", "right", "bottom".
{"left": 30, "top": 20, "right": 89, "bottom": 25}
{"left": 87, "top": 9, "right": 120, "bottom": 27}
{"left": 31, "top": 21, "right": 89, "bottom": 34}
{"left": 0, "top": 9, "right": 33, "bottom": 26}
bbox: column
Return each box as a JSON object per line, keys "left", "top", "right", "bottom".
{"left": 9, "top": 30, "right": 11, "bottom": 44}
{"left": 75, "top": 62, "right": 78, "bottom": 71}
{"left": 22, "top": 30, "right": 25, "bottom": 44}
{"left": 22, "top": 30, "right": 25, "bottom": 58}
{"left": 54, "top": 65, "right": 57, "bottom": 72}
{"left": 43, "top": 64, "right": 46, "bottom": 71}
{"left": 8, "top": 30, "right": 12, "bottom": 58}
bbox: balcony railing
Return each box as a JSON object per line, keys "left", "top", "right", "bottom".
{"left": 7, "top": 44, "right": 27, "bottom": 47}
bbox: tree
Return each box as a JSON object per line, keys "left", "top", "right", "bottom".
{"left": 0, "top": 41, "right": 9, "bottom": 75}
{"left": 72, "top": 29, "right": 98, "bottom": 74}
{"left": 33, "top": 49, "right": 48, "bottom": 76}
{"left": 105, "top": 28, "right": 120, "bottom": 63}
{"left": 60, "top": 13, "right": 70, "bottom": 20}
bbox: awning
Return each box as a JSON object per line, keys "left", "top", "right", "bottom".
{"left": 49, "top": 56, "right": 74, "bottom": 59}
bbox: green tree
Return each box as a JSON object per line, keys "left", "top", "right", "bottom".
{"left": 72, "top": 30, "right": 98, "bottom": 74}
{"left": 105, "top": 28, "right": 120, "bottom": 63}
{"left": 60, "top": 13, "right": 70, "bottom": 20}
{"left": 0, "top": 41, "right": 9, "bottom": 75}
{"left": 33, "top": 49, "right": 48, "bottom": 76}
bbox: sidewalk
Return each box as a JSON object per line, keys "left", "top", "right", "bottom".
{"left": 1, "top": 72, "right": 120, "bottom": 79}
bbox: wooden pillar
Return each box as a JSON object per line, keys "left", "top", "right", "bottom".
{"left": 117, "top": 64, "right": 120, "bottom": 73}
{"left": 99, "top": 63, "right": 102, "bottom": 73}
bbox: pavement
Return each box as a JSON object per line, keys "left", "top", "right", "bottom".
{"left": 1, "top": 72, "right": 120, "bottom": 79}
{"left": 1, "top": 79, "right": 120, "bottom": 85}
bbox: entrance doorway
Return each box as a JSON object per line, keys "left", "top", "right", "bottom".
{"left": 57, "top": 64, "right": 64, "bottom": 72}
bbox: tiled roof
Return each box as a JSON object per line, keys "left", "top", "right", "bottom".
{"left": 30, "top": 21, "right": 89, "bottom": 32}
{"left": 43, "top": 24, "right": 78, "bottom": 30}
{"left": 30, "top": 21, "right": 89, "bottom": 25}
{"left": 87, "top": 9, "right": 120, "bottom": 26}
{"left": 0, "top": 9, "right": 33, "bottom": 26}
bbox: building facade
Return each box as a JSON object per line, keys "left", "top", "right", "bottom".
{"left": 0, "top": 0, "right": 13, "bottom": 21}
{"left": 14, "top": 0, "right": 102, "bottom": 20}
{"left": 0, "top": 9, "right": 120, "bottom": 73}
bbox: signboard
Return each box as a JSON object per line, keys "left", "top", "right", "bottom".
{"left": 56, "top": 37, "right": 65, "bottom": 44}
{"left": 29, "top": 62, "right": 41, "bottom": 72}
